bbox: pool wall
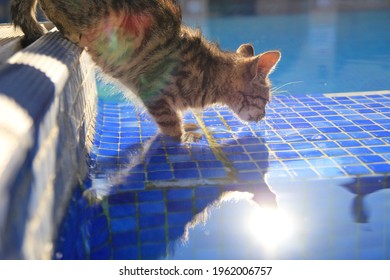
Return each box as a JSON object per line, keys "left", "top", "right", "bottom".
{"left": 0, "top": 31, "right": 97, "bottom": 259}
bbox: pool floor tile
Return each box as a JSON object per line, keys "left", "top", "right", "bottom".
{"left": 58, "top": 91, "right": 390, "bottom": 260}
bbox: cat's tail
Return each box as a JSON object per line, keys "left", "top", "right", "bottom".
{"left": 11, "top": 0, "right": 45, "bottom": 46}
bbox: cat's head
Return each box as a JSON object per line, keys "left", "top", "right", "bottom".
{"left": 226, "top": 44, "right": 281, "bottom": 123}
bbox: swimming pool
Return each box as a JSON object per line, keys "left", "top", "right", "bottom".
{"left": 54, "top": 5, "right": 390, "bottom": 260}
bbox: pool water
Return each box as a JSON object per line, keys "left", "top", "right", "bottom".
{"left": 194, "top": 10, "right": 390, "bottom": 95}
{"left": 55, "top": 7, "right": 390, "bottom": 260}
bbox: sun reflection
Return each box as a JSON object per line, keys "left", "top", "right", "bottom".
{"left": 246, "top": 206, "right": 295, "bottom": 250}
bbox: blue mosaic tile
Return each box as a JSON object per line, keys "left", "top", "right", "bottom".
{"left": 167, "top": 212, "right": 193, "bottom": 226}
{"left": 124, "top": 173, "right": 146, "bottom": 182}
{"left": 333, "top": 156, "right": 362, "bottom": 166}
{"left": 299, "top": 149, "right": 324, "bottom": 158}
{"left": 118, "top": 182, "right": 146, "bottom": 191}
{"left": 111, "top": 218, "right": 137, "bottom": 233}
{"left": 361, "top": 125, "right": 383, "bottom": 131}
{"left": 139, "top": 214, "right": 165, "bottom": 228}
{"left": 368, "top": 163, "right": 390, "bottom": 173}
{"left": 342, "top": 165, "right": 372, "bottom": 175}
{"left": 268, "top": 143, "right": 292, "bottom": 151}
{"left": 304, "top": 133, "right": 328, "bottom": 141}
{"left": 90, "top": 230, "right": 109, "bottom": 249}
{"left": 213, "top": 132, "right": 234, "bottom": 139}
{"left": 371, "top": 131, "right": 390, "bottom": 138}
{"left": 108, "top": 192, "right": 136, "bottom": 205}
{"left": 317, "top": 127, "right": 342, "bottom": 133}
{"left": 326, "top": 133, "right": 350, "bottom": 140}
{"left": 281, "top": 135, "right": 306, "bottom": 142}
{"left": 227, "top": 154, "right": 251, "bottom": 161}
{"left": 314, "top": 141, "right": 340, "bottom": 149}
{"left": 250, "top": 152, "right": 269, "bottom": 161}
{"left": 341, "top": 126, "right": 364, "bottom": 132}
{"left": 200, "top": 168, "right": 228, "bottom": 179}
{"left": 289, "top": 168, "right": 318, "bottom": 178}
{"left": 113, "top": 247, "right": 138, "bottom": 260}
{"left": 283, "top": 159, "right": 311, "bottom": 169}
{"left": 307, "top": 158, "right": 337, "bottom": 168}
{"left": 167, "top": 200, "right": 193, "bottom": 212}
{"left": 194, "top": 186, "right": 222, "bottom": 198}
{"left": 347, "top": 132, "right": 373, "bottom": 139}
{"left": 174, "top": 169, "right": 200, "bottom": 179}
{"left": 140, "top": 244, "right": 166, "bottom": 260}
{"left": 337, "top": 140, "right": 362, "bottom": 147}
{"left": 192, "top": 153, "right": 217, "bottom": 161}
{"left": 360, "top": 138, "right": 385, "bottom": 146}
{"left": 147, "top": 156, "right": 168, "bottom": 163}
{"left": 168, "top": 154, "right": 193, "bottom": 163}
{"left": 148, "top": 171, "right": 174, "bottom": 181}
{"left": 112, "top": 231, "right": 137, "bottom": 248}
{"left": 90, "top": 215, "right": 108, "bottom": 234}
{"left": 91, "top": 245, "right": 111, "bottom": 260}
{"left": 371, "top": 146, "right": 390, "bottom": 153}
{"left": 109, "top": 205, "right": 137, "bottom": 218}
{"left": 346, "top": 147, "right": 373, "bottom": 155}
{"left": 237, "top": 171, "right": 263, "bottom": 181}
{"left": 139, "top": 228, "right": 166, "bottom": 243}
{"left": 317, "top": 167, "right": 345, "bottom": 177}
{"left": 222, "top": 145, "right": 245, "bottom": 154}
{"left": 274, "top": 151, "right": 300, "bottom": 159}
{"left": 139, "top": 202, "right": 165, "bottom": 215}
{"left": 358, "top": 176, "right": 385, "bottom": 190}
{"left": 172, "top": 162, "right": 197, "bottom": 170}
{"left": 194, "top": 198, "right": 215, "bottom": 211}
{"left": 167, "top": 189, "right": 193, "bottom": 201}
{"left": 266, "top": 169, "right": 291, "bottom": 179}
{"left": 233, "top": 162, "right": 258, "bottom": 171}
{"left": 168, "top": 226, "right": 186, "bottom": 240}
{"left": 138, "top": 190, "right": 164, "bottom": 202}
{"left": 197, "top": 161, "right": 224, "bottom": 169}
{"left": 147, "top": 163, "right": 171, "bottom": 172}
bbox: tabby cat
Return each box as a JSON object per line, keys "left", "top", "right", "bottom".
{"left": 11, "top": 0, "right": 281, "bottom": 141}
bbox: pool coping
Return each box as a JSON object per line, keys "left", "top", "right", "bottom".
{"left": 0, "top": 30, "right": 97, "bottom": 259}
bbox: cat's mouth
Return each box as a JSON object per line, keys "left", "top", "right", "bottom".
{"left": 247, "top": 113, "right": 266, "bottom": 123}
{"left": 236, "top": 106, "right": 266, "bottom": 123}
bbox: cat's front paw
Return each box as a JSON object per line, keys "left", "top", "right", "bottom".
{"left": 182, "top": 131, "right": 202, "bottom": 142}
{"left": 183, "top": 123, "right": 199, "bottom": 131}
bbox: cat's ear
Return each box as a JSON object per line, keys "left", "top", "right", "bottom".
{"left": 237, "top": 44, "right": 255, "bottom": 57}
{"left": 256, "top": 51, "right": 281, "bottom": 77}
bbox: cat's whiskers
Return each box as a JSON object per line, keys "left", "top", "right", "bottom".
{"left": 271, "top": 81, "right": 303, "bottom": 95}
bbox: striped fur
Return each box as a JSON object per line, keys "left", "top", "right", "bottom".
{"left": 11, "top": 0, "right": 280, "bottom": 142}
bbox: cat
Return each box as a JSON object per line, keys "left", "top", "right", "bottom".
{"left": 11, "top": 0, "right": 281, "bottom": 142}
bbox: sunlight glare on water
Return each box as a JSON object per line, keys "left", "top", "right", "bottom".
{"left": 246, "top": 206, "right": 296, "bottom": 251}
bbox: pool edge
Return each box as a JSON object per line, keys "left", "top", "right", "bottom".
{"left": 0, "top": 31, "right": 97, "bottom": 259}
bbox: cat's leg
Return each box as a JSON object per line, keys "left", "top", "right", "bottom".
{"left": 146, "top": 102, "right": 202, "bottom": 142}
{"left": 146, "top": 101, "right": 184, "bottom": 140}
